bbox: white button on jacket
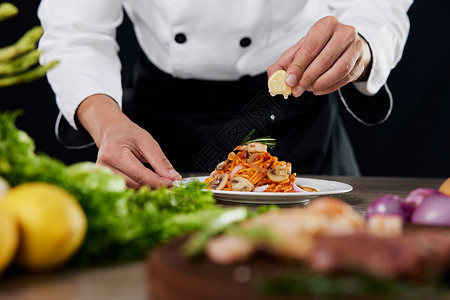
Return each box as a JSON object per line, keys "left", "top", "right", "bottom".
{"left": 38, "top": 0, "right": 413, "bottom": 130}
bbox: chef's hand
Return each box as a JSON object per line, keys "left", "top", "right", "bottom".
{"left": 268, "top": 16, "right": 372, "bottom": 97}
{"left": 77, "top": 94, "right": 182, "bottom": 189}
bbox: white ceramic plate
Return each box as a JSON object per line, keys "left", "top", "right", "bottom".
{"left": 175, "top": 176, "right": 353, "bottom": 204}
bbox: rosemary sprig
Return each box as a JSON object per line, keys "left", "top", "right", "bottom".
{"left": 239, "top": 129, "right": 276, "bottom": 150}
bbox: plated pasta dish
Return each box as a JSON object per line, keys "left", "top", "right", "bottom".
{"left": 205, "top": 131, "right": 317, "bottom": 193}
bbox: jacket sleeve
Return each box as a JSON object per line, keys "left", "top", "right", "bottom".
{"left": 38, "top": 0, "right": 124, "bottom": 132}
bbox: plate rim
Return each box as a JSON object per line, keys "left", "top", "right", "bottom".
{"left": 174, "top": 176, "right": 353, "bottom": 204}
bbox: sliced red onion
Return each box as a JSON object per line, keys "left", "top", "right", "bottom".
{"left": 230, "top": 165, "right": 243, "bottom": 179}
{"left": 248, "top": 153, "right": 259, "bottom": 169}
{"left": 405, "top": 188, "right": 440, "bottom": 207}
{"left": 411, "top": 194, "right": 450, "bottom": 226}
{"left": 366, "top": 194, "right": 414, "bottom": 222}
{"left": 291, "top": 183, "right": 307, "bottom": 193}
{"left": 247, "top": 153, "right": 269, "bottom": 176}
{"left": 257, "top": 168, "right": 268, "bottom": 176}
{"left": 253, "top": 185, "right": 269, "bottom": 192}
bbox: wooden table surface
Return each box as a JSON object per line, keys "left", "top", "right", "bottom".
{"left": 0, "top": 176, "right": 445, "bottom": 300}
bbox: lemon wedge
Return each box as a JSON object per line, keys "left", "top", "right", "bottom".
{"left": 268, "top": 70, "right": 291, "bottom": 99}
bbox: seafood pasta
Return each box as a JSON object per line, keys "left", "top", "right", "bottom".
{"left": 205, "top": 141, "right": 317, "bottom": 193}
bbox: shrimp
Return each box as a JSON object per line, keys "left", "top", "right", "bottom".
{"left": 235, "top": 142, "right": 267, "bottom": 153}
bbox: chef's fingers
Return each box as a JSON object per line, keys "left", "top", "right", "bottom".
{"left": 308, "top": 54, "right": 364, "bottom": 96}
{"left": 124, "top": 132, "right": 182, "bottom": 187}
{"left": 285, "top": 16, "right": 337, "bottom": 94}
{"left": 134, "top": 132, "right": 181, "bottom": 181}
{"left": 95, "top": 122, "right": 181, "bottom": 189}
{"left": 305, "top": 34, "right": 368, "bottom": 95}
{"left": 292, "top": 24, "right": 357, "bottom": 97}
{"left": 97, "top": 141, "right": 176, "bottom": 189}
{"left": 107, "top": 165, "right": 172, "bottom": 191}
{"left": 267, "top": 38, "right": 304, "bottom": 78}
{"left": 104, "top": 164, "right": 155, "bottom": 190}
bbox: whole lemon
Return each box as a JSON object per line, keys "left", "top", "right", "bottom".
{"left": 0, "top": 182, "right": 87, "bottom": 271}
{"left": 0, "top": 209, "right": 19, "bottom": 276}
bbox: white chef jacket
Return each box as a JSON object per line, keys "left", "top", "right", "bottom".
{"left": 38, "top": 0, "right": 412, "bottom": 131}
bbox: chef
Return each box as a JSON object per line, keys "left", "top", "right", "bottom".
{"left": 38, "top": 0, "right": 413, "bottom": 189}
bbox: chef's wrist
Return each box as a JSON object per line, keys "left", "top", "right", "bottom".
{"left": 76, "top": 94, "right": 123, "bottom": 145}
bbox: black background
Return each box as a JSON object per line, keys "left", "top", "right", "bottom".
{"left": 1, "top": 0, "right": 449, "bottom": 178}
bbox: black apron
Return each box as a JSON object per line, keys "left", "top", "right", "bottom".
{"left": 122, "top": 50, "right": 360, "bottom": 176}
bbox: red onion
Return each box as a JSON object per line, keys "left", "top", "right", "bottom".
{"left": 366, "top": 194, "right": 414, "bottom": 221}
{"left": 405, "top": 188, "right": 440, "bottom": 208}
{"left": 253, "top": 185, "right": 269, "bottom": 192}
{"left": 411, "top": 194, "right": 450, "bottom": 226}
{"left": 248, "top": 153, "right": 259, "bottom": 169}
{"left": 291, "top": 183, "right": 306, "bottom": 193}
{"left": 229, "top": 165, "right": 243, "bottom": 179}
{"left": 248, "top": 153, "right": 268, "bottom": 176}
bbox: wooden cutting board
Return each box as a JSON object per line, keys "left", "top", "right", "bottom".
{"left": 146, "top": 226, "right": 450, "bottom": 300}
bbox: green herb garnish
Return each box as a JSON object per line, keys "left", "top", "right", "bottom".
{"left": 240, "top": 129, "right": 276, "bottom": 150}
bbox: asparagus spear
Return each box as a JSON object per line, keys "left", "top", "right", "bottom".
{"left": 0, "top": 60, "right": 58, "bottom": 88}
{"left": 0, "top": 2, "right": 18, "bottom": 22}
{"left": 0, "top": 49, "right": 41, "bottom": 76}
{"left": 0, "top": 26, "right": 44, "bottom": 62}
{"left": 0, "top": 3, "right": 58, "bottom": 87}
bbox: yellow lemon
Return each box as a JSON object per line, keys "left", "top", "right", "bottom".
{"left": 0, "top": 209, "right": 19, "bottom": 276}
{"left": 0, "top": 182, "right": 87, "bottom": 271}
{"left": 268, "top": 70, "right": 291, "bottom": 99}
{"left": 439, "top": 177, "right": 450, "bottom": 196}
